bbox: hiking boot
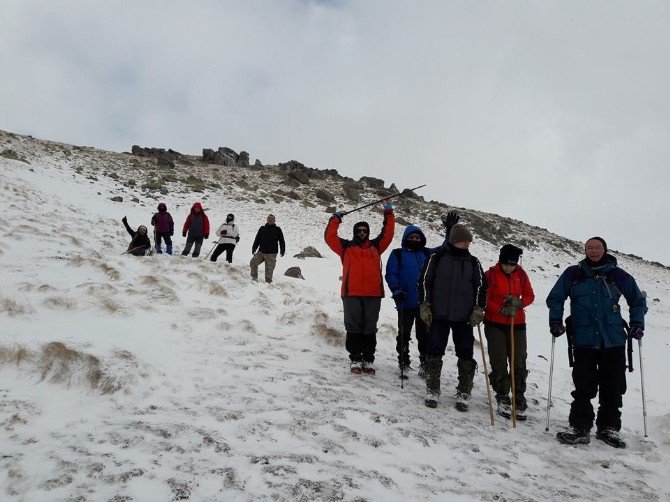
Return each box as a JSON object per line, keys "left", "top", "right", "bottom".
{"left": 515, "top": 409, "right": 527, "bottom": 421}
{"left": 497, "top": 401, "right": 512, "bottom": 419}
{"left": 425, "top": 391, "right": 438, "bottom": 408}
{"left": 455, "top": 392, "right": 470, "bottom": 412}
{"left": 350, "top": 361, "right": 362, "bottom": 374}
{"left": 556, "top": 428, "right": 590, "bottom": 445}
{"left": 596, "top": 428, "right": 627, "bottom": 449}
{"left": 417, "top": 362, "right": 426, "bottom": 379}
{"left": 456, "top": 358, "right": 476, "bottom": 396}
{"left": 362, "top": 361, "right": 376, "bottom": 375}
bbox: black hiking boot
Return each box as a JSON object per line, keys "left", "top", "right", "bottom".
{"left": 424, "top": 391, "right": 438, "bottom": 408}
{"left": 596, "top": 428, "right": 627, "bottom": 449}
{"left": 557, "top": 428, "right": 590, "bottom": 445}
{"left": 497, "top": 400, "right": 512, "bottom": 419}
{"left": 455, "top": 392, "right": 470, "bottom": 412}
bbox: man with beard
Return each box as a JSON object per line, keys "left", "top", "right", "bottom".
{"left": 325, "top": 201, "right": 395, "bottom": 375}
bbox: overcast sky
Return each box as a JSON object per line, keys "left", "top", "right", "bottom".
{"left": 2, "top": 1, "right": 668, "bottom": 265}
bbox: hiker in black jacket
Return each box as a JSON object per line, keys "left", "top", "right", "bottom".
{"left": 250, "top": 214, "right": 286, "bottom": 283}
{"left": 122, "top": 216, "right": 152, "bottom": 256}
{"left": 418, "top": 224, "right": 487, "bottom": 411}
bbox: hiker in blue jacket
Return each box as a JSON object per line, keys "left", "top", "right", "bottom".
{"left": 385, "top": 211, "right": 460, "bottom": 378}
{"left": 546, "top": 236, "right": 647, "bottom": 448}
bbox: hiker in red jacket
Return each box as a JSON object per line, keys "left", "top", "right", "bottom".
{"left": 484, "top": 244, "right": 535, "bottom": 420}
{"left": 324, "top": 201, "right": 395, "bottom": 375}
{"left": 181, "top": 202, "right": 210, "bottom": 257}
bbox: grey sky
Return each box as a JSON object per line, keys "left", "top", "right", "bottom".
{"left": 2, "top": 1, "right": 668, "bottom": 264}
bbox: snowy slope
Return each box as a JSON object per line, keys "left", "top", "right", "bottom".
{"left": 1, "top": 134, "right": 669, "bottom": 501}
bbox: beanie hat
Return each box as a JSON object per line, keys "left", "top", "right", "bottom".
{"left": 585, "top": 236, "right": 607, "bottom": 253}
{"left": 226, "top": 213, "right": 234, "bottom": 222}
{"left": 157, "top": 202, "right": 167, "bottom": 211}
{"left": 499, "top": 244, "right": 523, "bottom": 265}
{"left": 449, "top": 224, "right": 473, "bottom": 245}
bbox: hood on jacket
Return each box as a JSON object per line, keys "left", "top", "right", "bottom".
{"left": 137, "top": 225, "right": 148, "bottom": 234}
{"left": 226, "top": 213, "right": 234, "bottom": 223}
{"left": 190, "top": 202, "right": 204, "bottom": 213}
{"left": 157, "top": 202, "right": 167, "bottom": 212}
{"left": 401, "top": 225, "right": 426, "bottom": 249}
{"left": 581, "top": 253, "right": 617, "bottom": 273}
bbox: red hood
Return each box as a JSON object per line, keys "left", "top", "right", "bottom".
{"left": 191, "top": 202, "right": 204, "bottom": 213}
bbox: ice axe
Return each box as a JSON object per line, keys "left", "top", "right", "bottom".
{"left": 338, "top": 184, "right": 426, "bottom": 215}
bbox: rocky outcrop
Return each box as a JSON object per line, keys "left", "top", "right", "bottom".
{"left": 202, "top": 147, "right": 249, "bottom": 167}
{"left": 359, "top": 176, "right": 385, "bottom": 189}
{"left": 293, "top": 246, "right": 323, "bottom": 259}
{"left": 131, "top": 145, "right": 190, "bottom": 167}
{"left": 284, "top": 267, "right": 305, "bottom": 279}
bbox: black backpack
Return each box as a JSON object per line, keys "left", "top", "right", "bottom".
{"left": 391, "top": 247, "right": 430, "bottom": 267}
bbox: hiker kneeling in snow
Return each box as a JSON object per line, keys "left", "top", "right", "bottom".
{"left": 324, "top": 201, "right": 395, "bottom": 375}
{"left": 122, "top": 216, "right": 152, "bottom": 256}
{"left": 547, "top": 237, "right": 647, "bottom": 448}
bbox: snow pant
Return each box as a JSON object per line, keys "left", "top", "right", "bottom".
{"left": 182, "top": 236, "right": 204, "bottom": 257}
{"left": 396, "top": 307, "right": 428, "bottom": 368}
{"left": 569, "top": 345, "right": 627, "bottom": 432}
{"left": 155, "top": 232, "right": 172, "bottom": 254}
{"left": 342, "top": 296, "right": 381, "bottom": 363}
{"left": 425, "top": 319, "right": 476, "bottom": 396}
{"left": 250, "top": 252, "right": 277, "bottom": 282}
{"left": 485, "top": 324, "right": 528, "bottom": 410}
{"left": 211, "top": 243, "right": 235, "bottom": 263}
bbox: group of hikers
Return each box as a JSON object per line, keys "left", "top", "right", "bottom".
{"left": 122, "top": 199, "right": 648, "bottom": 449}
{"left": 324, "top": 201, "right": 647, "bottom": 449}
{"left": 122, "top": 202, "right": 285, "bottom": 282}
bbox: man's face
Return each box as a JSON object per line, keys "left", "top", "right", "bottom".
{"left": 453, "top": 241, "right": 470, "bottom": 250}
{"left": 356, "top": 226, "right": 369, "bottom": 240}
{"left": 501, "top": 264, "right": 516, "bottom": 274}
{"left": 407, "top": 233, "right": 422, "bottom": 243}
{"left": 267, "top": 215, "right": 276, "bottom": 224}
{"left": 585, "top": 239, "right": 605, "bottom": 262}
{"left": 194, "top": 206, "right": 201, "bottom": 213}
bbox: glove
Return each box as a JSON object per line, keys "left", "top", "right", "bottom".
{"left": 122, "top": 216, "right": 127, "bottom": 223}
{"left": 629, "top": 326, "right": 644, "bottom": 340}
{"left": 334, "top": 211, "right": 345, "bottom": 219}
{"left": 442, "top": 210, "right": 460, "bottom": 233}
{"left": 169, "top": 232, "right": 174, "bottom": 236}
{"left": 281, "top": 252, "right": 285, "bottom": 257}
{"left": 500, "top": 305, "right": 519, "bottom": 318}
{"left": 383, "top": 203, "right": 393, "bottom": 210}
{"left": 182, "top": 232, "right": 187, "bottom": 238}
{"left": 550, "top": 321, "right": 566, "bottom": 337}
{"left": 502, "top": 295, "right": 523, "bottom": 309}
{"left": 204, "top": 234, "right": 209, "bottom": 239}
{"left": 221, "top": 230, "right": 227, "bottom": 235}
{"left": 392, "top": 290, "right": 407, "bottom": 303}
{"left": 419, "top": 302, "right": 432, "bottom": 326}
{"left": 470, "top": 306, "right": 485, "bottom": 326}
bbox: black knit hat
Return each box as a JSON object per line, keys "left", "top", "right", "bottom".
{"left": 585, "top": 236, "right": 607, "bottom": 253}
{"left": 499, "top": 244, "right": 523, "bottom": 265}
{"left": 449, "top": 224, "right": 473, "bottom": 245}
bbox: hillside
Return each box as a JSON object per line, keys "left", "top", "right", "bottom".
{"left": 1, "top": 130, "right": 669, "bottom": 501}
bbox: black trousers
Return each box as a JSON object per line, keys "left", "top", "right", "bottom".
{"left": 396, "top": 307, "right": 428, "bottom": 366}
{"left": 569, "top": 345, "right": 627, "bottom": 432}
{"left": 342, "top": 297, "right": 381, "bottom": 363}
{"left": 182, "top": 236, "right": 204, "bottom": 257}
{"left": 211, "top": 243, "right": 236, "bottom": 262}
{"left": 426, "top": 319, "right": 474, "bottom": 360}
{"left": 155, "top": 232, "right": 172, "bottom": 249}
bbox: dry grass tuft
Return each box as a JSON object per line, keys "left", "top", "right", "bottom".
{"left": 1, "top": 342, "right": 144, "bottom": 394}
{"left": 206, "top": 281, "right": 229, "bottom": 297}
{"left": 42, "top": 296, "right": 77, "bottom": 310}
{"left": 312, "top": 322, "right": 343, "bottom": 345}
{"left": 0, "top": 296, "right": 34, "bottom": 316}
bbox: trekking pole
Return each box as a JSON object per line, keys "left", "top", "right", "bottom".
{"left": 509, "top": 317, "right": 516, "bottom": 428}
{"left": 204, "top": 242, "right": 218, "bottom": 260}
{"left": 477, "top": 325, "right": 495, "bottom": 426}
{"left": 341, "top": 185, "right": 426, "bottom": 215}
{"left": 545, "top": 336, "right": 556, "bottom": 432}
{"left": 122, "top": 245, "right": 148, "bottom": 255}
{"left": 638, "top": 339, "right": 649, "bottom": 438}
{"left": 398, "top": 300, "right": 405, "bottom": 389}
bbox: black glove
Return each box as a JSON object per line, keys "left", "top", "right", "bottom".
{"left": 280, "top": 252, "right": 285, "bottom": 257}
{"left": 170, "top": 232, "right": 174, "bottom": 236}
{"left": 550, "top": 321, "right": 566, "bottom": 337}
{"left": 392, "top": 290, "right": 407, "bottom": 303}
{"left": 629, "top": 326, "right": 644, "bottom": 340}
{"left": 122, "top": 216, "right": 128, "bottom": 224}
{"left": 442, "top": 210, "right": 460, "bottom": 234}
{"left": 182, "top": 232, "right": 187, "bottom": 238}
{"left": 204, "top": 234, "right": 209, "bottom": 239}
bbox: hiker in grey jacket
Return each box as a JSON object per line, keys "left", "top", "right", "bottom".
{"left": 211, "top": 213, "right": 240, "bottom": 263}
{"left": 417, "top": 224, "right": 488, "bottom": 411}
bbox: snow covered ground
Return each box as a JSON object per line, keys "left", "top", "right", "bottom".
{"left": 1, "top": 137, "right": 669, "bottom": 501}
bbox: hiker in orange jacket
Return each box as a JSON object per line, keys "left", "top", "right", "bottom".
{"left": 324, "top": 201, "right": 395, "bottom": 375}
